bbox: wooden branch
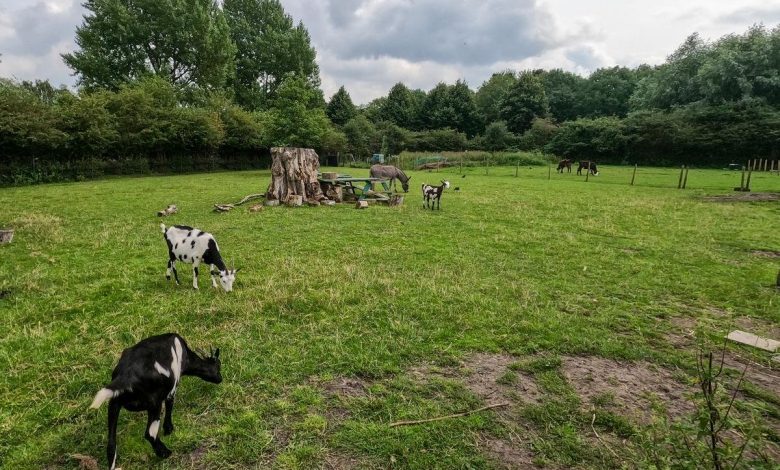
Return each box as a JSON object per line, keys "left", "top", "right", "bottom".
{"left": 388, "top": 403, "right": 508, "bottom": 427}
{"left": 213, "top": 194, "right": 265, "bottom": 212}
{"left": 233, "top": 194, "right": 265, "bottom": 206}
{"left": 591, "top": 412, "right": 619, "bottom": 459}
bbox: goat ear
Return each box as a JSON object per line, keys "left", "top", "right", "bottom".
{"left": 214, "top": 348, "right": 220, "bottom": 359}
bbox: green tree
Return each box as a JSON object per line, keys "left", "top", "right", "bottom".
{"left": 482, "top": 121, "right": 510, "bottom": 152}
{"left": 475, "top": 71, "right": 517, "bottom": 124}
{"left": 224, "top": 0, "right": 319, "bottom": 110}
{"left": 420, "top": 81, "right": 484, "bottom": 136}
{"left": 500, "top": 71, "right": 549, "bottom": 134}
{"left": 540, "top": 69, "right": 586, "bottom": 122}
{"left": 581, "top": 66, "right": 638, "bottom": 117}
{"left": 343, "top": 115, "right": 378, "bottom": 158}
{"left": 63, "top": 0, "right": 236, "bottom": 91}
{"left": 381, "top": 83, "right": 417, "bottom": 128}
{"left": 630, "top": 33, "right": 708, "bottom": 109}
{"left": 326, "top": 86, "right": 357, "bottom": 126}
{"left": 264, "top": 75, "right": 330, "bottom": 147}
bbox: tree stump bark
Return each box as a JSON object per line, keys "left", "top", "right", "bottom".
{"left": 265, "top": 147, "right": 328, "bottom": 203}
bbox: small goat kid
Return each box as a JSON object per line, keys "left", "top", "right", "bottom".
{"left": 90, "top": 333, "right": 222, "bottom": 470}
{"left": 161, "top": 224, "right": 238, "bottom": 291}
{"left": 422, "top": 180, "right": 450, "bottom": 210}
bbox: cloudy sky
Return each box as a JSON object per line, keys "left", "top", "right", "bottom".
{"left": 0, "top": 0, "right": 777, "bottom": 104}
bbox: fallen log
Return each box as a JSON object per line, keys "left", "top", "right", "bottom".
{"left": 157, "top": 204, "right": 178, "bottom": 217}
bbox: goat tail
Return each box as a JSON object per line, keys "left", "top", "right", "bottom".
{"left": 90, "top": 386, "right": 121, "bottom": 409}
{"left": 160, "top": 223, "right": 167, "bottom": 234}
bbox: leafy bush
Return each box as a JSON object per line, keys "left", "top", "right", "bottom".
{"left": 545, "top": 117, "right": 627, "bottom": 163}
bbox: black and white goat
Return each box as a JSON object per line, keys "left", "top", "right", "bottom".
{"left": 90, "top": 333, "right": 222, "bottom": 470}
{"left": 161, "top": 224, "right": 239, "bottom": 291}
{"left": 422, "top": 180, "right": 450, "bottom": 210}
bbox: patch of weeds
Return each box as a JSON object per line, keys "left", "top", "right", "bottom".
{"left": 592, "top": 409, "right": 636, "bottom": 438}
{"left": 512, "top": 355, "right": 562, "bottom": 374}
{"left": 276, "top": 443, "right": 324, "bottom": 470}
{"left": 496, "top": 370, "right": 517, "bottom": 386}
{"left": 592, "top": 392, "right": 616, "bottom": 408}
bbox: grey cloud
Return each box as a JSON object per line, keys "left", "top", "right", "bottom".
{"left": 0, "top": 1, "right": 82, "bottom": 56}
{"left": 320, "top": 0, "right": 558, "bottom": 65}
{"left": 565, "top": 45, "right": 608, "bottom": 71}
{"left": 716, "top": 5, "right": 780, "bottom": 24}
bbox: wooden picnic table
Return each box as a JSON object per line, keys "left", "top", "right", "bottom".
{"left": 318, "top": 175, "right": 391, "bottom": 201}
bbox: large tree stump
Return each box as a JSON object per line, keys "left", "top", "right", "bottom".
{"left": 266, "top": 147, "right": 328, "bottom": 204}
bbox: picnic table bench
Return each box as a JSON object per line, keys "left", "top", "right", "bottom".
{"left": 318, "top": 174, "right": 392, "bottom": 201}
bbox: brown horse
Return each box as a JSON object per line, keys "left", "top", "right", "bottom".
{"left": 557, "top": 159, "right": 572, "bottom": 173}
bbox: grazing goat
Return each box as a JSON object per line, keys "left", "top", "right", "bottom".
{"left": 161, "top": 224, "right": 239, "bottom": 291}
{"left": 557, "top": 159, "right": 572, "bottom": 173}
{"left": 422, "top": 180, "right": 450, "bottom": 210}
{"left": 577, "top": 161, "right": 599, "bottom": 176}
{"left": 90, "top": 333, "right": 222, "bottom": 470}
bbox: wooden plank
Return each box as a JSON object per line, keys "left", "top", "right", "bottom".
{"left": 726, "top": 330, "right": 779, "bottom": 352}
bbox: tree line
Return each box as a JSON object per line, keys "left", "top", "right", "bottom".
{"left": 0, "top": 0, "right": 777, "bottom": 184}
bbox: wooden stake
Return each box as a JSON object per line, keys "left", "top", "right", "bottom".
{"left": 548, "top": 162, "right": 551, "bottom": 180}
{"left": 515, "top": 160, "right": 519, "bottom": 177}
{"left": 745, "top": 166, "right": 753, "bottom": 191}
{"left": 585, "top": 164, "right": 590, "bottom": 182}
{"left": 630, "top": 164, "right": 637, "bottom": 186}
{"left": 677, "top": 165, "right": 684, "bottom": 189}
{"left": 485, "top": 154, "right": 489, "bottom": 176}
{"left": 682, "top": 166, "right": 689, "bottom": 189}
{"left": 740, "top": 166, "right": 746, "bottom": 190}
{"left": 388, "top": 403, "right": 509, "bottom": 427}
{"left": 460, "top": 156, "right": 463, "bottom": 175}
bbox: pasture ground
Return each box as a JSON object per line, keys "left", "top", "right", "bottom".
{"left": 0, "top": 165, "right": 778, "bottom": 469}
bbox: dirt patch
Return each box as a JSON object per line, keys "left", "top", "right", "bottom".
{"left": 461, "top": 353, "right": 542, "bottom": 406}
{"left": 701, "top": 192, "right": 780, "bottom": 202}
{"left": 67, "top": 454, "right": 99, "bottom": 470}
{"left": 751, "top": 249, "right": 780, "bottom": 258}
{"left": 666, "top": 316, "right": 698, "bottom": 347}
{"left": 562, "top": 356, "right": 694, "bottom": 422}
{"left": 0, "top": 289, "right": 11, "bottom": 300}
{"left": 478, "top": 434, "right": 541, "bottom": 469}
{"left": 723, "top": 352, "right": 780, "bottom": 399}
{"left": 733, "top": 317, "right": 780, "bottom": 342}
{"left": 322, "top": 452, "right": 364, "bottom": 469}
{"left": 321, "top": 377, "right": 369, "bottom": 398}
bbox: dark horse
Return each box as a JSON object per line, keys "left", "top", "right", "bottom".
{"left": 369, "top": 164, "right": 411, "bottom": 192}
{"left": 557, "top": 159, "right": 572, "bottom": 173}
{"left": 577, "top": 161, "right": 599, "bottom": 176}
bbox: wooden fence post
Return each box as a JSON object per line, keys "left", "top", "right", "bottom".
{"left": 515, "top": 161, "right": 519, "bottom": 177}
{"left": 740, "top": 166, "right": 746, "bottom": 190}
{"left": 677, "top": 165, "right": 684, "bottom": 189}
{"left": 630, "top": 164, "right": 637, "bottom": 186}
{"left": 585, "top": 165, "right": 590, "bottom": 182}
{"left": 745, "top": 166, "right": 753, "bottom": 191}
{"left": 682, "top": 166, "right": 689, "bottom": 189}
{"left": 548, "top": 162, "right": 551, "bottom": 180}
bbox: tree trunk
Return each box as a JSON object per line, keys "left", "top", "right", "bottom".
{"left": 265, "top": 147, "right": 328, "bottom": 204}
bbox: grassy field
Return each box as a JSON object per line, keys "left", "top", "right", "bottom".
{"left": 0, "top": 165, "right": 778, "bottom": 469}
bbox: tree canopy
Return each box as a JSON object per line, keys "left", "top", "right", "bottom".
{"left": 224, "top": 0, "right": 320, "bottom": 110}
{"left": 63, "top": 0, "right": 236, "bottom": 91}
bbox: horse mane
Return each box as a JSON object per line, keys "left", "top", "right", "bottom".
{"left": 396, "top": 166, "right": 409, "bottom": 181}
